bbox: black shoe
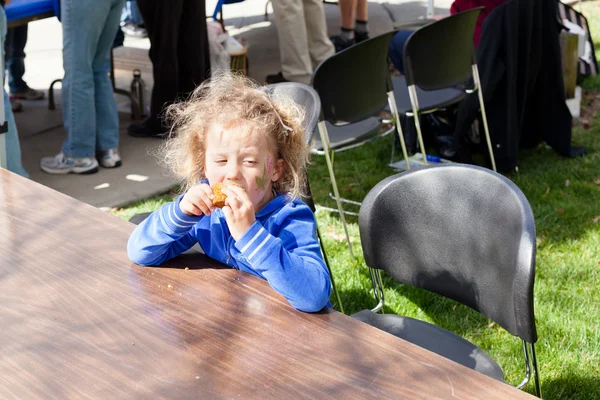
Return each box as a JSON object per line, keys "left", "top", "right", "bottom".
{"left": 330, "top": 35, "right": 355, "bottom": 52}
{"left": 121, "top": 22, "right": 148, "bottom": 38}
{"left": 265, "top": 72, "right": 289, "bottom": 84}
{"left": 355, "top": 31, "right": 370, "bottom": 43}
{"left": 128, "top": 119, "right": 168, "bottom": 139}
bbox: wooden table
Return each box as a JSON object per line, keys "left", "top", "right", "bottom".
{"left": 0, "top": 170, "right": 536, "bottom": 399}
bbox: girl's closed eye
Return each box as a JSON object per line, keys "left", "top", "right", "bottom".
{"left": 244, "top": 159, "right": 258, "bottom": 165}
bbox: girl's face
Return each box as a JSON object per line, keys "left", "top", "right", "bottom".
{"left": 204, "top": 123, "right": 285, "bottom": 213}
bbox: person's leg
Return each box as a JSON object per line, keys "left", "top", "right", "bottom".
{"left": 303, "top": 0, "right": 334, "bottom": 69}
{"left": 6, "top": 25, "right": 27, "bottom": 93}
{"left": 388, "top": 30, "right": 413, "bottom": 74}
{"left": 177, "top": 0, "right": 210, "bottom": 96}
{"left": 6, "top": 24, "right": 44, "bottom": 100}
{"left": 93, "top": 0, "right": 126, "bottom": 162}
{"left": 129, "top": 0, "right": 145, "bottom": 25}
{"left": 338, "top": 0, "right": 357, "bottom": 30}
{"left": 131, "top": 0, "right": 183, "bottom": 136}
{"left": 121, "top": 0, "right": 147, "bottom": 38}
{"left": 56, "top": 0, "right": 111, "bottom": 160}
{"left": 269, "top": 0, "right": 313, "bottom": 84}
{"left": 0, "top": 9, "right": 27, "bottom": 177}
{"left": 354, "top": 0, "right": 369, "bottom": 42}
{"left": 330, "top": 0, "right": 357, "bottom": 52}
{"left": 121, "top": 1, "right": 132, "bottom": 23}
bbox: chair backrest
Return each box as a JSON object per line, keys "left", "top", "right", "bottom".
{"left": 404, "top": 8, "right": 483, "bottom": 90}
{"left": 358, "top": 164, "right": 537, "bottom": 343}
{"left": 312, "top": 31, "right": 395, "bottom": 125}
{"left": 263, "top": 82, "right": 321, "bottom": 212}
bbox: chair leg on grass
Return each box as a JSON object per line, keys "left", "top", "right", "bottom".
{"left": 472, "top": 64, "right": 497, "bottom": 172}
{"left": 318, "top": 121, "right": 355, "bottom": 258}
{"left": 387, "top": 91, "right": 411, "bottom": 169}
{"left": 368, "top": 267, "right": 385, "bottom": 313}
{"left": 530, "top": 342, "right": 542, "bottom": 398}
{"left": 407, "top": 85, "right": 429, "bottom": 165}
{"left": 317, "top": 226, "right": 344, "bottom": 314}
{"left": 517, "top": 340, "right": 531, "bottom": 390}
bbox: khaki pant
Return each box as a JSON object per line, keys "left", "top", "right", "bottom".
{"left": 271, "top": 0, "right": 334, "bottom": 85}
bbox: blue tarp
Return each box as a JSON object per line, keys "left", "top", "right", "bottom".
{"left": 5, "top": 0, "right": 60, "bottom": 22}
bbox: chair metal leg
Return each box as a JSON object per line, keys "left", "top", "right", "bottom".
{"left": 387, "top": 91, "right": 411, "bottom": 169}
{"left": 368, "top": 267, "right": 385, "bottom": 313}
{"left": 530, "top": 342, "right": 542, "bottom": 398}
{"left": 517, "top": 340, "right": 542, "bottom": 398}
{"left": 472, "top": 64, "right": 497, "bottom": 172}
{"left": 48, "top": 79, "right": 62, "bottom": 110}
{"left": 517, "top": 340, "right": 531, "bottom": 390}
{"left": 317, "top": 226, "right": 344, "bottom": 314}
{"left": 317, "top": 121, "right": 354, "bottom": 258}
{"left": 407, "top": 85, "right": 428, "bottom": 165}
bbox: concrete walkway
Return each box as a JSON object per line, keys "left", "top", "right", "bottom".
{"left": 12, "top": 0, "right": 451, "bottom": 209}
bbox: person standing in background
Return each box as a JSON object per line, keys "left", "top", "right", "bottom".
{"left": 0, "top": 0, "right": 28, "bottom": 177}
{"left": 329, "top": 0, "right": 369, "bottom": 52}
{"left": 5, "top": 24, "right": 45, "bottom": 113}
{"left": 127, "top": 0, "right": 211, "bottom": 138}
{"left": 40, "top": 0, "right": 126, "bottom": 174}
{"left": 120, "top": 0, "right": 147, "bottom": 38}
{"left": 265, "top": 0, "right": 334, "bottom": 85}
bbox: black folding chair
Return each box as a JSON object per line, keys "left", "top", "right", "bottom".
{"left": 392, "top": 8, "right": 497, "bottom": 171}
{"left": 311, "top": 31, "right": 410, "bottom": 257}
{"left": 355, "top": 164, "right": 540, "bottom": 397}
{"left": 263, "top": 82, "right": 345, "bottom": 313}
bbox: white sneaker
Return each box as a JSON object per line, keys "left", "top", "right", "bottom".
{"left": 97, "top": 148, "right": 122, "bottom": 168}
{"left": 40, "top": 152, "right": 99, "bottom": 175}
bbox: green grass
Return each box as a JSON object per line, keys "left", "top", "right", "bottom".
{"left": 110, "top": 12, "right": 600, "bottom": 398}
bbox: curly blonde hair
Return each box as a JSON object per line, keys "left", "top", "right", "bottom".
{"left": 160, "top": 72, "right": 310, "bottom": 200}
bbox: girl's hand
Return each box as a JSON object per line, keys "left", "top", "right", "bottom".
{"left": 221, "top": 185, "right": 256, "bottom": 241}
{"left": 179, "top": 183, "right": 216, "bottom": 216}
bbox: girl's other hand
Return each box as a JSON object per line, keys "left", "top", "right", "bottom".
{"left": 221, "top": 185, "right": 256, "bottom": 241}
{"left": 179, "top": 183, "right": 216, "bottom": 216}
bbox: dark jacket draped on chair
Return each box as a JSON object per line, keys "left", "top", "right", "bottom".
{"left": 454, "top": 0, "right": 583, "bottom": 171}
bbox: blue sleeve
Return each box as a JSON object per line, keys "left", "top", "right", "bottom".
{"left": 234, "top": 203, "right": 331, "bottom": 312}
{"left": 127, "top": 195, "right": 203, "bottom": 266}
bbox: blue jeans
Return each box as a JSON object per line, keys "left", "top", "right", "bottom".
{"left": 1, "top": 7, "right": 27, "bottom": 177}
{"left": 389, "top": 30, "right": 414, "bottom": 75}
{"left": 5, "top": 24, "right": 28, "bottom": 93}
{"left": 60, "top": 0, "right": 126, "bottom": 158}
{"left": 121, "top": 0, "right": 144, "bottom": 25}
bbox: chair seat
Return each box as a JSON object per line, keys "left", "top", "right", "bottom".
{"left": 392, "top": 76, "right": 466, "bottom": 115}
{"left": 352, "top": 309, "right": 505, "bottom": 382}
{"left": 310, "top": 118, "right": 383, "bottom": 153}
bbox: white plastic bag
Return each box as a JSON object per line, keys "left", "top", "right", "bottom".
{"left": 207, "top": 21, "right": 231, "bottom": 72}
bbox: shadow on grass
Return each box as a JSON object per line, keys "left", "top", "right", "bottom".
{"left": 542, "top": 375, "right": 600, "bottom": 400}
{"left": 336, "top": 267, "right": 493, "bottom": 339}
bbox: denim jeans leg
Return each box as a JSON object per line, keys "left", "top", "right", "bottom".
{"left": 6, "top": 25, "right": 28, "bottom": 93}
{"left": 95, "top": 0, "right": 126, "bottom": 152}
{"left": 61, "top": 0, "right": 116, "bottom": 158}
{"left": 0, "top": 9, "right": 27, "bottom": 177}
{"left": 121, "top": 1, "right": 143, "bottom": 25}
{"left": 3, "top": 89, "right": 28, "bottom": 177}
{"left": 389, "top": 30, "right": 414, "bottom": 75}
{"left": 129, "top": 1, "right": 144, "bottom": 25}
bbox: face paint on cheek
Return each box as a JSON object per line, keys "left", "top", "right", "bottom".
{"left": 255, "top": 156, "right": 271, "bottom": 191}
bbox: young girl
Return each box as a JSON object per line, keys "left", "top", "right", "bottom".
{"left": 127, "top": 73, "right": 331, "bottom": 312}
